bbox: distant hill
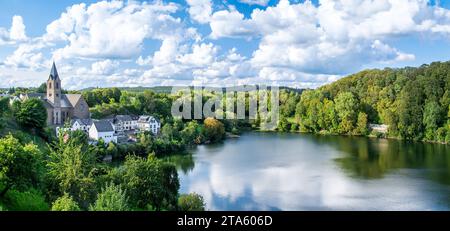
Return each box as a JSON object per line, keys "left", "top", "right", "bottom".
{"left": 80, "top": 85, "right": 304, "bottom": 94}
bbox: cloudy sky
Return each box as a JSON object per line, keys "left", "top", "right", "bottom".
{"left": 1, "top": 0, "right": 450, "bottom": 90}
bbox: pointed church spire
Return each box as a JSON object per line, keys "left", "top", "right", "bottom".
{"left": 50, "top": 61, "right": 59, "bottom": 80}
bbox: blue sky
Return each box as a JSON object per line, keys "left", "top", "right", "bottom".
{"left": 1, "top": 0, "right": 450, "bottom": 90}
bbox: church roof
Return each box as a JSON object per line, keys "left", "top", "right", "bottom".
{"left": 49, "top": 62, "right": 59, "bottom": 80}
{"left": 63, "top": 94, "right": 82, "bottom": 108}
{"left": 22, "top": 93, "right": 83, "bottom": 109}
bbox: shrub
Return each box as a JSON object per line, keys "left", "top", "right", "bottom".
{"left": 3, "top": 189, "right": 49, "bottom": 211}
{"left": 51, "top": 193, "right": 81, "bottom": 211}
{"left": 178, "top": 193, "right": 206, "bottom": 211}
{"left": 89, "top": 182, "right": 129, "bottom": 211}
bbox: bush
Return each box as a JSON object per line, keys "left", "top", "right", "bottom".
{"left": 51, "top": 193, "right": 81, "bottom": 211}
{"left": 203, "top": 117, "right": 225, "bottom": 143}
{"left": 178, "top": 193, "right": 206, "bottom": 211}
{"left": 436, "top": 127, "right": 447, "bottom": 143}
{"left": 89, "top": 182, "right": 129, "bottom": 211}
{"left": 3, "top": 189, "right": 49, "bottom": 211}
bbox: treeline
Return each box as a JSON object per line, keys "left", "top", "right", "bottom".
{"left": 289, "top": 61, "right": 450, "bottom": 143}
{"left": 83, "top": 89, "right": 173, "bottom": 121}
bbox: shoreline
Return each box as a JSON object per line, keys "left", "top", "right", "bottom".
{"left": 249, "top": 129, "right": 449, "bottom": 146}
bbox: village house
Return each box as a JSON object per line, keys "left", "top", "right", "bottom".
{"left": 137, "top": 115, "right": 161, "bottom": 135}
{"left": 89, "top": 120, "right": 117, "bottom": 143}
{"left": 113, "top": 115, "right": 137, "bottom": 133}
{"left": 71, "top": 118, "right": 93, "bottom": 133}
{"left": 20, "top": 62, "right": 90, "bottom": 126}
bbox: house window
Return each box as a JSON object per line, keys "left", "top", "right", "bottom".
{"left": 56, "top": 83, "right": 59, "bottom": 89}
{"left": 49, "top": 93, "right": 52, "bottom": 97}
{"left": 49, "top": 83, "right": 52, "bottom": 89}
{"left": 56, "top": 94, "right": 59, "bottom": 97}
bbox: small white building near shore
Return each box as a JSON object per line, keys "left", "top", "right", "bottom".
{"left": 89, "top": 120, "right": 117, "bottom": 143}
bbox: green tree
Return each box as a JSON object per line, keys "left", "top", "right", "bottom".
{"left": 397, "top": 81, "right": 424, "bottom": 140}
{"left": 36, "top": 83, "right": 47, "bottom": 93}
{"left": 0, "top": 135, "right": 42, "bottom": 197}
{"left": 334, "top": 92, "right": 359, "bottom": 133}
{"left": 51, "top": 193, "right": 81, "bottom": 211}
{"left": 203, "top": 117, "right": 225, "bottom": 143}
{"left": 178, "top": 193, "right": 206, "bottom": 211}
{"left": 354, "top": 112, "right": 369, "bottom": 135}
{"left": 0, "top": 97, "right": 9, "bottom": 116}
{"left": 47, "top": 131, "right": 97, "bottom": 208}
{"left": 423, "top": 101, "right": 443, "bottom": 140}
{"left": 180, "top": 120, "right": 203, "bottom": 144}
{"left": 89, "top": 182, "right": 129, "bottom": 211}
{"left": 121, "top": 155, "right": 179, "bottom": 210}
{"left": 3, "top": 189, "right": 49, "bottom": 211}
{"left": 14, "top": 98, "right": 47, "bottom": 131}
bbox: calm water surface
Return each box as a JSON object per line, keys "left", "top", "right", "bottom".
{"left": 171, "top": 132, "right": 450, "bottom": 211}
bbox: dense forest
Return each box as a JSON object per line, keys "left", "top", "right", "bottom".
{"left": 289, "top": 62, "right": 450, "bottom": 143}
{"left": 1, "top": 60, "right": 449, "bottom": 211}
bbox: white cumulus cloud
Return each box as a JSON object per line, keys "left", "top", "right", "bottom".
{"left": 0, "top": 15, "right": 28, "bottom": 45}
{"left": 186, "top": 0, "right": 212, "bottom": 24}
{"left": 45, "top": 0, "right": 183, "bottom": 60}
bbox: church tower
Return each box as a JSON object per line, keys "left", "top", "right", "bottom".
{"left": 47, "top": 62, "right": 62, "bottom": 124}
{"left": 47, "top": 62, "right": 61, "bottom": 106}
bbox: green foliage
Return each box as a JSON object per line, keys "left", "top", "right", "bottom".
{"left": 334, "top": 92, "right": 359, "bottom": 133}
{"left": 203, "top": 117, "right": 225, "bottom": 143}
{"left": 180, "top": 120, "right": 204, "bottom": 144}
{"left": 14, "top": 98, "right": 47, "bottom": 131}
{"left": 178, "top": 193, "right": 206, "bottom": 211}
{"left": 82, "top": 88, "right": 122, "bottom": 107}
{"left": 423, "top": 101, "right": 443, "bottom": 140}
{"left": 120, "top": 155, "right": 179, "bottom": 210}
{"left": 2, "top": 189, "right": 49, "bottom": 211}
{"left": 36, "top": 83, "right": 47, "bottom": 93}
{"left": 355, "top": 112, "right": 369, "bottom": 135}
{"left": 51, "top": 193, "right": 81, "bottom": 211}
{"left": 397, "top": 80, "right": 424, "bottom": 140}
{"left": 0, "top": 134, "right": 42, "bottom": 196}
{"left": 294, "top": 61, "right": 450, "bottom": 143}
{"left": 0, "top": 97, "right": 9, "bottom": 116}
{"left": 47, "top": 130, "right": 97, "bottom": 208}
{"left": 89, "top": 182, "right": 129, "bottom": 211}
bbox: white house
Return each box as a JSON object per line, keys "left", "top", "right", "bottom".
{"left": 71, "top": 118, "right": 93, "bottom": 133}
{"left": 113, "top": 115, "right": 137, "bottom": 133}
{"left": 137, "top": 115, "right": 161, "bottom": 135}
{"left": 369, "top": 124, "right": 389, "bottom": 134}
{"left": 89, "top": 120, "right": 117, "bottom": 143}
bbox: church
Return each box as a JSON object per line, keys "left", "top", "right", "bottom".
{"left": 21, "top": 62, "right": 90, "bottom": 126}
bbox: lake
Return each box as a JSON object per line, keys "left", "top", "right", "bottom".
{"left": 171, "top": 132, "right": 450, "bottom": 211}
